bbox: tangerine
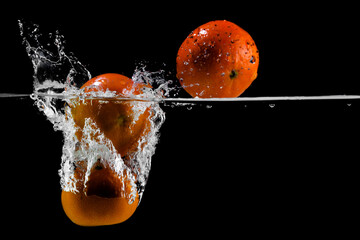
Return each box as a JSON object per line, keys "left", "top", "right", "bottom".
{"left": 176, "top": 20, "right": 259, "bottom": 98}
{"left": 61, "top": 73, "right": 149, "bottom": 226}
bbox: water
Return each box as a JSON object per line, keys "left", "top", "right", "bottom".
{"left": 2, "top": 92, "right": 360, "bottom": 102}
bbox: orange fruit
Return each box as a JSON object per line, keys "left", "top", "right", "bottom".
{"left": 176, "top": 20, "right": 259, "bottom": 98}
{"left": 61, "top": 73, "right": 150, "bottom": 226}
{"left": 61, "top": 160, "right": 139, "bottom": 226}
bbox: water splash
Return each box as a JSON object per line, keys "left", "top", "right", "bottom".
{"left": 20, "top": 21, "right": 166, "bottom": 202}
{"left": 19, "top": 20, "right": 91, "bottom": 93}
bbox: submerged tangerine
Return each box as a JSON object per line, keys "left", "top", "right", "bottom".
{"left": 176, "top": 20, "right": 259, "bottom": 98}
{"left": 62, "top": 73, "right": 150, "bottom": 226}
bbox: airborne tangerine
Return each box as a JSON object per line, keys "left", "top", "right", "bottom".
{"left": 176, "top": 20, "right": 259, "bottom": 98}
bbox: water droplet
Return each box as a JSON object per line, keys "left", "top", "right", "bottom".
{"left": 30, "top": 93, "right": 37, "bottom": 100}
{"left": 347, "top": 103, "right": 352, "bottom": 107}
{"left": 250, "top": 55, "right": 256, "bottom": 64}
{"left": 206, "top": 105, "right": 212, "bottom": 109}
{"left": 220, "top": 72, "right": 225, "bottom": 76}
{"left": 183, "top": 61, "right": 189, "bottom": 65}
{"left": 199, "top": 29, "right": 207, "bottom": 36}
{"left": 269, "top": 104, "right": 275, "bottom": 108}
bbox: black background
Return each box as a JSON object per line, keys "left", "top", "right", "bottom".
{"left": 0, "top": 2, "right": 358, "bottom": 237}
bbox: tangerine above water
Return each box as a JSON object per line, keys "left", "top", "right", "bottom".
{"left": 176, "top": 20, "right": 259, "bottom": 98}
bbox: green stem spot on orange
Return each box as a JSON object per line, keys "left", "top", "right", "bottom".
{"left": 229, "top": 69, "right": 238, "bottom": 79}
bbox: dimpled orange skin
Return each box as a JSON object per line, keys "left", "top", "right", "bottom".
{"left": 61, "top": 73, "right": 149, "bottom": 226}
{"left": 176, "top": 20, "right": 259, "bottom": 98}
